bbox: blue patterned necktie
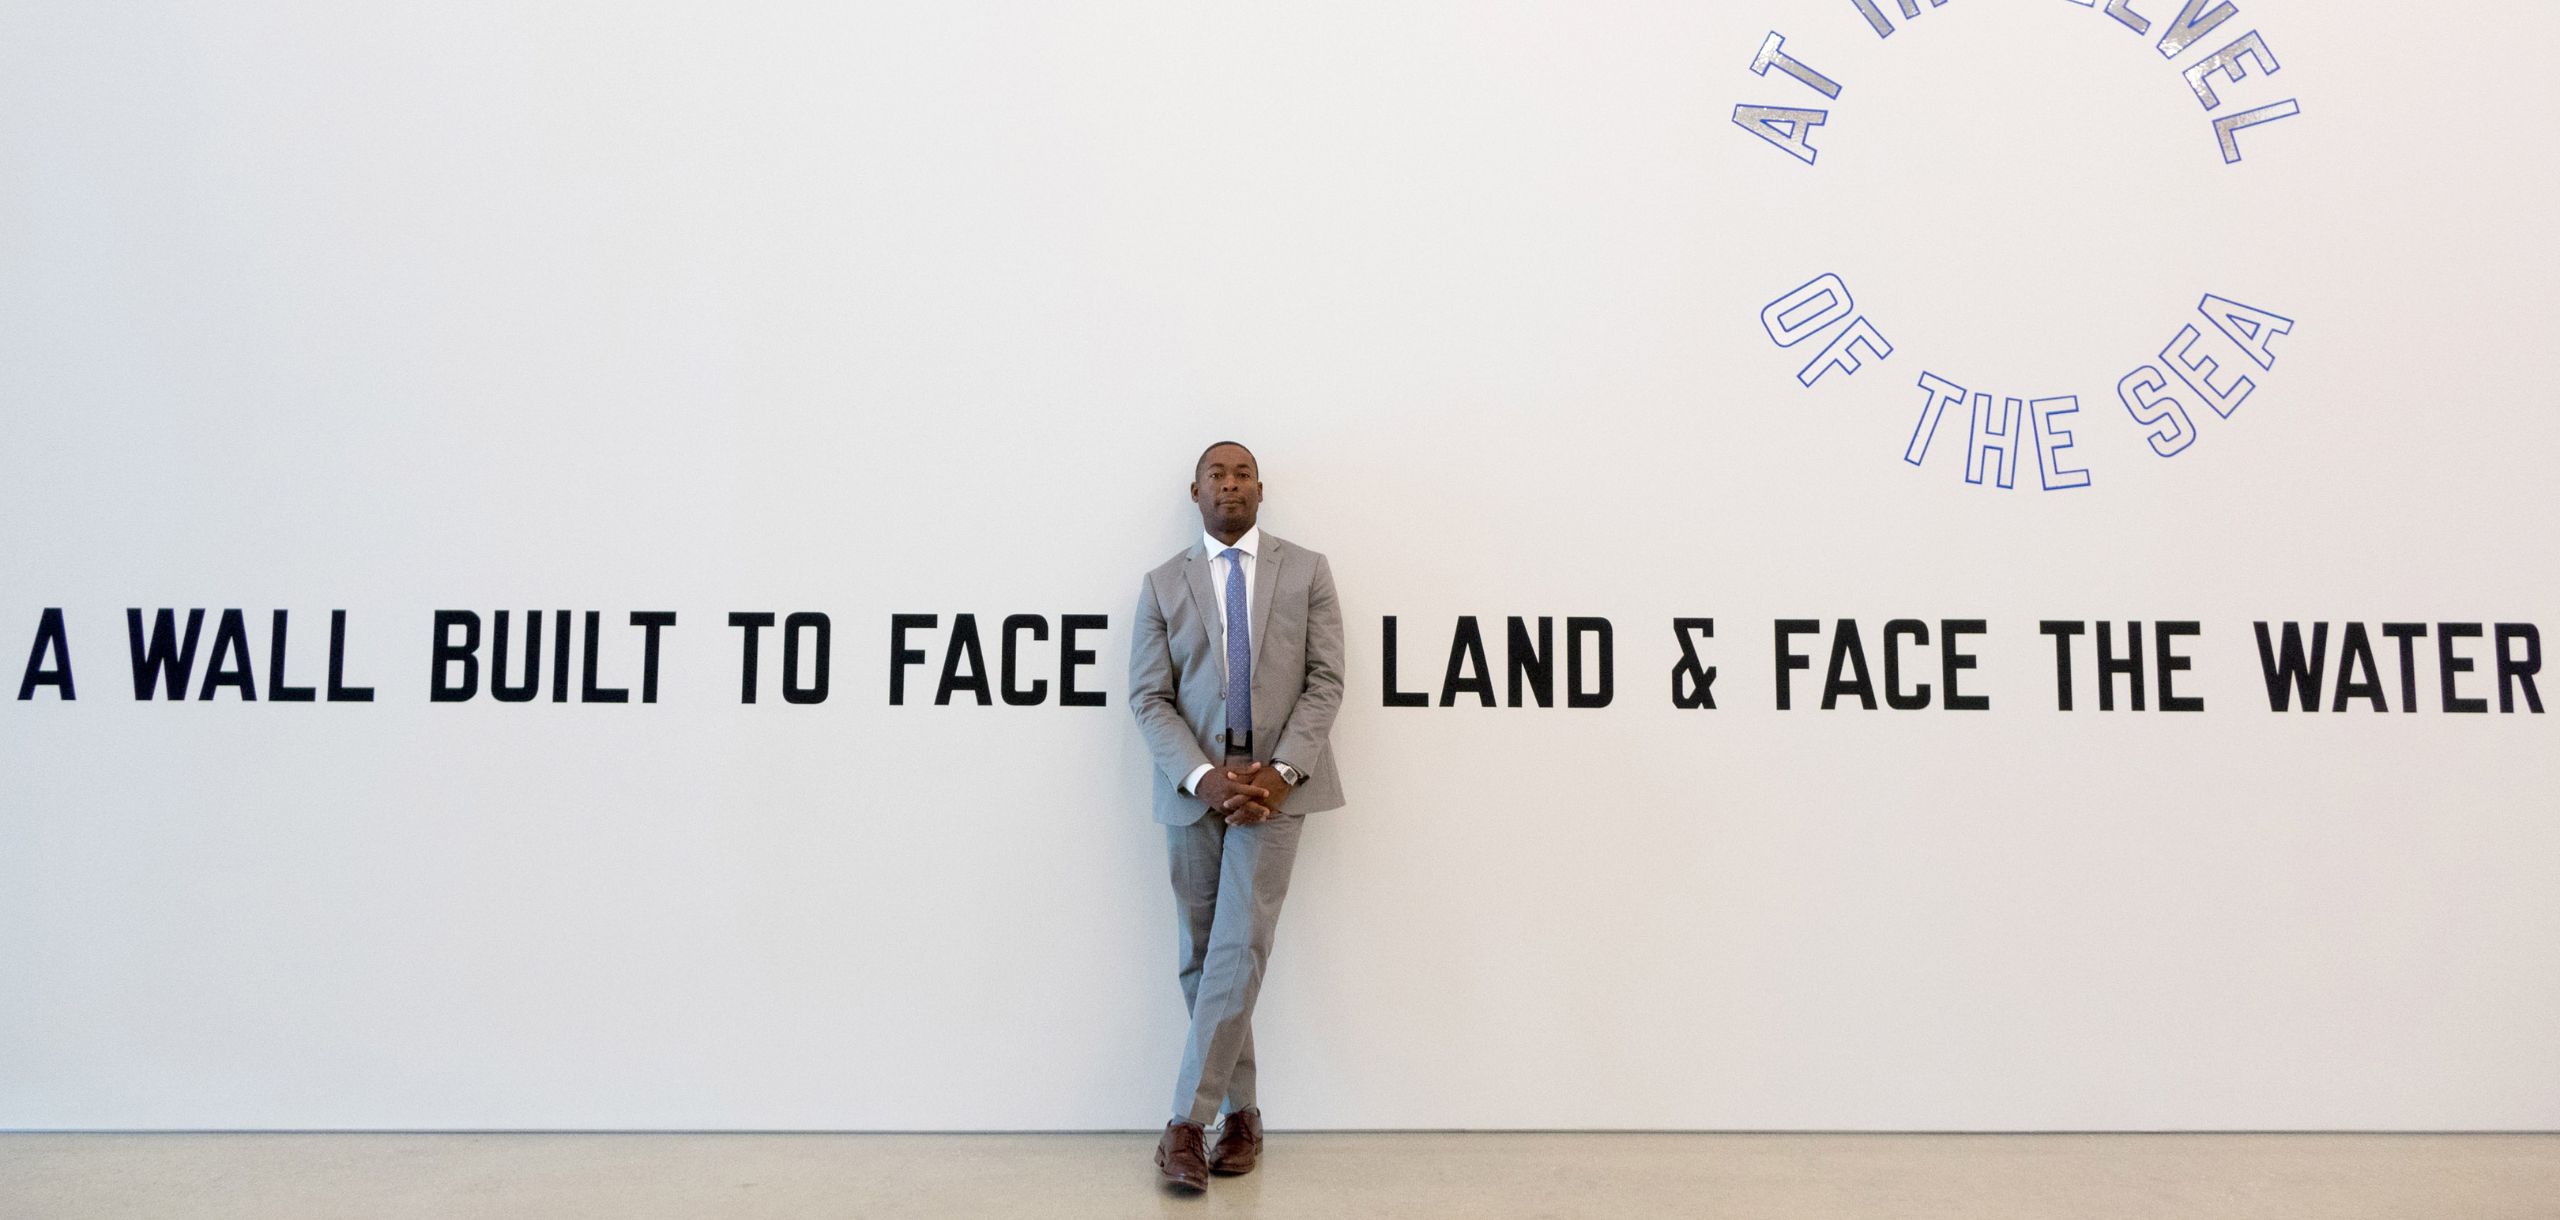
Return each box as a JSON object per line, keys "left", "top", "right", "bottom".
{"left": 1221, "top": 547, "right": 1252, "bottom": 747}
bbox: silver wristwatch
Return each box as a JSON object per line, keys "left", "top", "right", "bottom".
{"left": 1269, "top": 760, "right": 1307, "bottom": 787}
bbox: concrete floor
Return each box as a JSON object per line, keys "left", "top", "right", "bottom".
{"left": 3, "top": 1132, "right": 2554, "bottom": 1220}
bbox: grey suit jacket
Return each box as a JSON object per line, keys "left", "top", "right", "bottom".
{"left": 1129, "top": 532, "right": 1347, "bottom": 824}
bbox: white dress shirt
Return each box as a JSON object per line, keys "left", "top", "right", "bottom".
{"left": 1182, "top": 526, "right": 1259, "bottom": 796}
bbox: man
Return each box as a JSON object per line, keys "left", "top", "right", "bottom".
{"left": 1128, "top": 440, "right": 1346, "bottom": 1193}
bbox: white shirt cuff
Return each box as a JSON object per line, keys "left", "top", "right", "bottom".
{"left": 1182, "top": 763, "right": 1214, "bottom": 797}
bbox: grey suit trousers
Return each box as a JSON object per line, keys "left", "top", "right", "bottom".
{"left": 1166, "top": 762, "right": 1308, "bottom": 1125}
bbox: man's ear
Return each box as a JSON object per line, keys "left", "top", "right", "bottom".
{"left": 1188, "top": 480, "right": 1202, "bottom": 504}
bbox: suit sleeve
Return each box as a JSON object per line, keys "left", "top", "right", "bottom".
{"left": 1130, "top": 573, "right": 1215, "bottom": 789}
{"left": 1273, "top": 553, "right": 1345, "bottom": 775}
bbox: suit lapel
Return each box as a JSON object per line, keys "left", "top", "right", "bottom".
{"left": 1249, "top": 535, "right": 1284, "bottom": 667}
{"left": 1182, "top": 542, "right": 1224, "bottom": 658}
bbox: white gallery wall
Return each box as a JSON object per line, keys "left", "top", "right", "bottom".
{"left": 3, "top": 0, "right": 2555, "bottom": 1130}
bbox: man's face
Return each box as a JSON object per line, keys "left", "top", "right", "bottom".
{"left": 1191, "top": 444, "right": 1262, "bottom": 538}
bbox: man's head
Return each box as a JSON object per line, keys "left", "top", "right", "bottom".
{"left": 1190, "top": 441, "right": 1262, "bottom": 543}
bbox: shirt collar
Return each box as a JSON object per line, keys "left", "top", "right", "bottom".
{"left": 1202, "top": 525, "right": 1261, "bottom": 561}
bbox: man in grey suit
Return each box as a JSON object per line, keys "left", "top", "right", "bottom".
{"left": 1129, "top": 440, "right": 1346, "bottom": 1193}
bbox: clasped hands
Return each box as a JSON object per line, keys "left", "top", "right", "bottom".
{"left": 1198, "top": 762, "right": 1294, "bottom": 826}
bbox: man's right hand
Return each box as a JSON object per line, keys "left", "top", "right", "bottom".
{"left": 1196, "top": 768, "right": 1274, "bottom": 824}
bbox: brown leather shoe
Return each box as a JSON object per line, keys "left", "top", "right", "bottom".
{"left": 1207, "top": 1107, "right": 1262, "bottom": 1175}
{"left": 1155, "top": 1119, "right": 1210, "bottom": 1192}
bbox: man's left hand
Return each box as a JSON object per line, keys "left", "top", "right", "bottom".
{"left": 1225, "top": 763, "right": 1294, "bottom": 825}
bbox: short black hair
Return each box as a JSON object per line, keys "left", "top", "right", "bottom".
{"left": 1194, "top": 440, "right": 1257, "bottom": 480}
